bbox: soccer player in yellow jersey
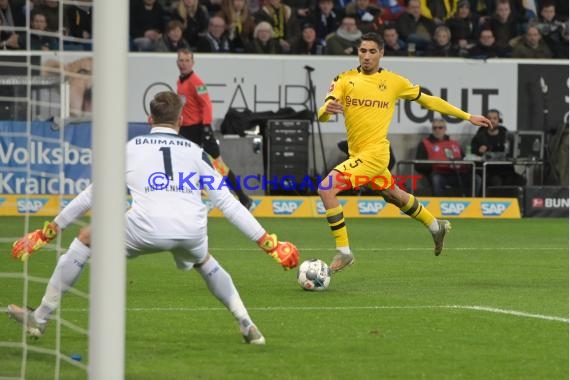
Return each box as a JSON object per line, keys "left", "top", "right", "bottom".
{"left": 317, "top": 32, "right": 493, "bottom": 272}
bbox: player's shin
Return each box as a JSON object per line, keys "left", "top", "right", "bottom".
{"left": 35, "top": 238, "right": 90, "bottom": 323}
{"left": 325, "top": 205, "right": 350, "bottom": 254}
{"left": 196, "top": 256, "right": 253, "bottom": 332}
{"left": 400, "top": 194, "right": 439, "bottom": 233}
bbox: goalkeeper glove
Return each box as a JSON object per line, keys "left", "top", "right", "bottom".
{"left": 12, "top": 221, "right": 58, "bottom": 262}
{"left": 256, "top": 233, "right": 300, "bottom": 270}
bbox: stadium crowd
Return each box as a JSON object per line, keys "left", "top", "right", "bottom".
{"left": 0, "top": 0, "right": 567, "bottom": 58}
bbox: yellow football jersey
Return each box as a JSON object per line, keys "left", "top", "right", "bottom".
{"left": 322, "top": 67, "right": 421, "bottom": 156}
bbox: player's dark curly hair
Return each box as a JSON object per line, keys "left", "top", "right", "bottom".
{"left": 360, "top": 32, "right": 384, "bottom": 49}
{"left": 150, "top": 91, "right": 183, "bottom": 125}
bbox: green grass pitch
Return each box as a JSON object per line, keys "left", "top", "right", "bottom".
{"left": 0, "top": 216, "right": 568, "bottom": 379}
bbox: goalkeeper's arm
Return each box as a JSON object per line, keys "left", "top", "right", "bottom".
{"left": 203, "top": 167, "right": 299, "bottom": 269}
{"left": 11, "top": 185, "right": 93, "bottom": 261}
{"left": 53, "top": 184, "right": 93, "bottom": 229}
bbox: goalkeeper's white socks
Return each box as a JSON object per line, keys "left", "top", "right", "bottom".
{"left": 196, "top": 256, "right": 254, "bottom": 334}
{"left": 35, "top": 238, "right": 90, "bottom": 323}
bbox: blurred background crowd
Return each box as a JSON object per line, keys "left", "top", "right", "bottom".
{"left": 0, "top": 0, "right": 567, "bottom": 58}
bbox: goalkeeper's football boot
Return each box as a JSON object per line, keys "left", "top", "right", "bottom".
{"left": 243, "top": 325, "right": 265, "bottom": 345}
{"left": 432, "top": 219, "right": 451, "bottom": 256}
{"left": 7, "top": 304, "right": 47, "bottom": 338}
{"left": 330, "top": 251, "right": 354, "bottom": 273}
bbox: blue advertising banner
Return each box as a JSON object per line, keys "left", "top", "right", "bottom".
{"left": 0, "top": 121, "right": 151, "bottom": 195}
{"left": 0, "top": 121, "right": 92, "bottom": 194}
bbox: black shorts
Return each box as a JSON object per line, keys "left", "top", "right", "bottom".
{"left": 179, "top": 125, "right": 220, "bottom": 159}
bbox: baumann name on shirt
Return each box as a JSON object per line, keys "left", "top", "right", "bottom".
{"left": 135, "top": 138, "right": 193, "bottom": 147}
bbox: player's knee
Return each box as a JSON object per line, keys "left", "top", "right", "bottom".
{"left": 77, "top": 227, "right": 91, "bottom": 247}
{"left": 380, "top": 189, "right": 403, "bottom": 207}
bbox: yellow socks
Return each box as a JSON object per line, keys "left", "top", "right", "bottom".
{"left": 325, "top": 205, "right": 350, "bottom": 253}
{"left": 400, "top": 194, "right": 436, "bottom": 228}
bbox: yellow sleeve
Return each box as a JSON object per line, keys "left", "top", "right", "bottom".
{"left": 318, "top": 74, "right": 344, "bottom": 122}
{"left": 318, "top": 99, "right": 334, "bottom": 122}
{"left": 416, "top": 93, "right": 471, "bottom": 120}
{"left": 419, "top": 0, "right": 433, "bottom": 19}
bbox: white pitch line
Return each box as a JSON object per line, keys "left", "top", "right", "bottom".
{"left": 53, "top": 305, "right": 568, "bottom": 323}
{"left": 211, "top": 247, "right": 567, "bottom": 252}
{"left": 0, "top": 237, "right": 566, "bottom": 251}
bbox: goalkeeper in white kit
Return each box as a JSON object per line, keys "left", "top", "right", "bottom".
{"left": 8, "top": 91, "right": 299, "bottom": 345}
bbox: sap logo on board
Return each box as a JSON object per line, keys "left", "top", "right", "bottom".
{"left": 480, "top": 201, "right": 510, "bottom": 216}
{"left": 17, "top": 198, "right": 48, "bottom": 214}
{"left": 358, "top": 200, "right": 386, "bottom": 215}
{"left": 60, "top": 199, "right": 71, "bottom": 209}
{"left": 316, "top": 199, "right": 348, "bottom": 215}
{"left": 272, "top": 200, "right": 303, "bottom": 215}
{"left": 440, "top": 201, "right": 470, "bottom": 216}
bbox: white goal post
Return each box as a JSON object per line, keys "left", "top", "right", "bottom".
{"left": 89, "top": 1, "right": 128, "bottom": 379}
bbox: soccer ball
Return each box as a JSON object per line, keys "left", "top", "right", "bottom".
{"left": 297, "top": 259, "right": 331, "bottom": 291}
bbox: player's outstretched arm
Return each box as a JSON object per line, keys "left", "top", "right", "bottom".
{"left": 202, "top": 160, "right": 300, "bottom": 270}
{"left": 415, "top": 93, "right": 470, "bottom": 120}
{"left": 12, "top": 221, "right": 59, "bottom": 262}
{"left": 468, "top": 114, "right": 493, "bottom": 128}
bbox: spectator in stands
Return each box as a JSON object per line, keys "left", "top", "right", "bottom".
{"left": 345, "top": 0, "right": 382, "bottom": 34}
{"left": 245, "top": 20, "right": 284, "bottom": 53}
{"left": 415, "top": 118, "right": 475, "bottom": 196}
{"left": 254, "top": 0, "right": 299, "bottom": 53}
{"left": 130, "top": 0, "right": 168, "bottom": 51}
{"left": 396, "top": 0, "right": 436, "bottom": 54}
{"left": 377, "top": 0, "right": 406, "bottom": 23}
{"left": 325, "top": 15, "right": 362, "bottom": 55}
{"left": 556, "top": 23, "right": 569, "bottom": 58}
{"left": 487, "top": 0, "right": 520, "bottom": 50}
{"left": 0, "top": 0, "right": 25, "bottom": 49}
{"left": 535, "top": 1, "right": 568, "bottom": 57}
{"left": 425, "top": 24, "right": 460, "bottom": 56}
{"left": 467, "top": 28, "right": 510, "bottom": 58}
{"left": 216, "top": 0, "right": 256, "bottom": 53}
{"left": 471, "top": 109, "right": 525, "bottom": 187}
{"left": 419, "top": 0, "right": 458, "bottom": 24}
{"left": 170, "top": 0, "right": 209, "bottom": 50}
{"left": 290, "top": 22, "right": 325, "bottom": 54}
{"left": 312, "top": 0, "right": 341, "bottom": 46}
{"left": 34, "top": 0, "right": 61, "bottom": 32}
{"left": 446, "top": 0, "right": 478, "bottom": 54}
{"left": 65, "top": 4, "right": 92, "bottom": 50}
{"left": 154, "top": 19, "right": 191, "bottom": 51}
{"left": 287, "top": 0, "right": 316, "bottom": 25}
{"left": 201, "top": 0, "right": 223, "bottom": 16}
{"left": 195, "top": 15, "right": 231, "bottom": 52}
{"left": 382, "top": 24, "right": 407, "bottom": 56}
{"left": 511, "top": 25, "right": 553, "bottom": 58}
{"left": 20, "top": 11, "right": 59, "bottom": 51}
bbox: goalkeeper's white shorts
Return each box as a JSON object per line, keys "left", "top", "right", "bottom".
{"left": 124, "top": 216, "right": 208, "bottom": 271}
